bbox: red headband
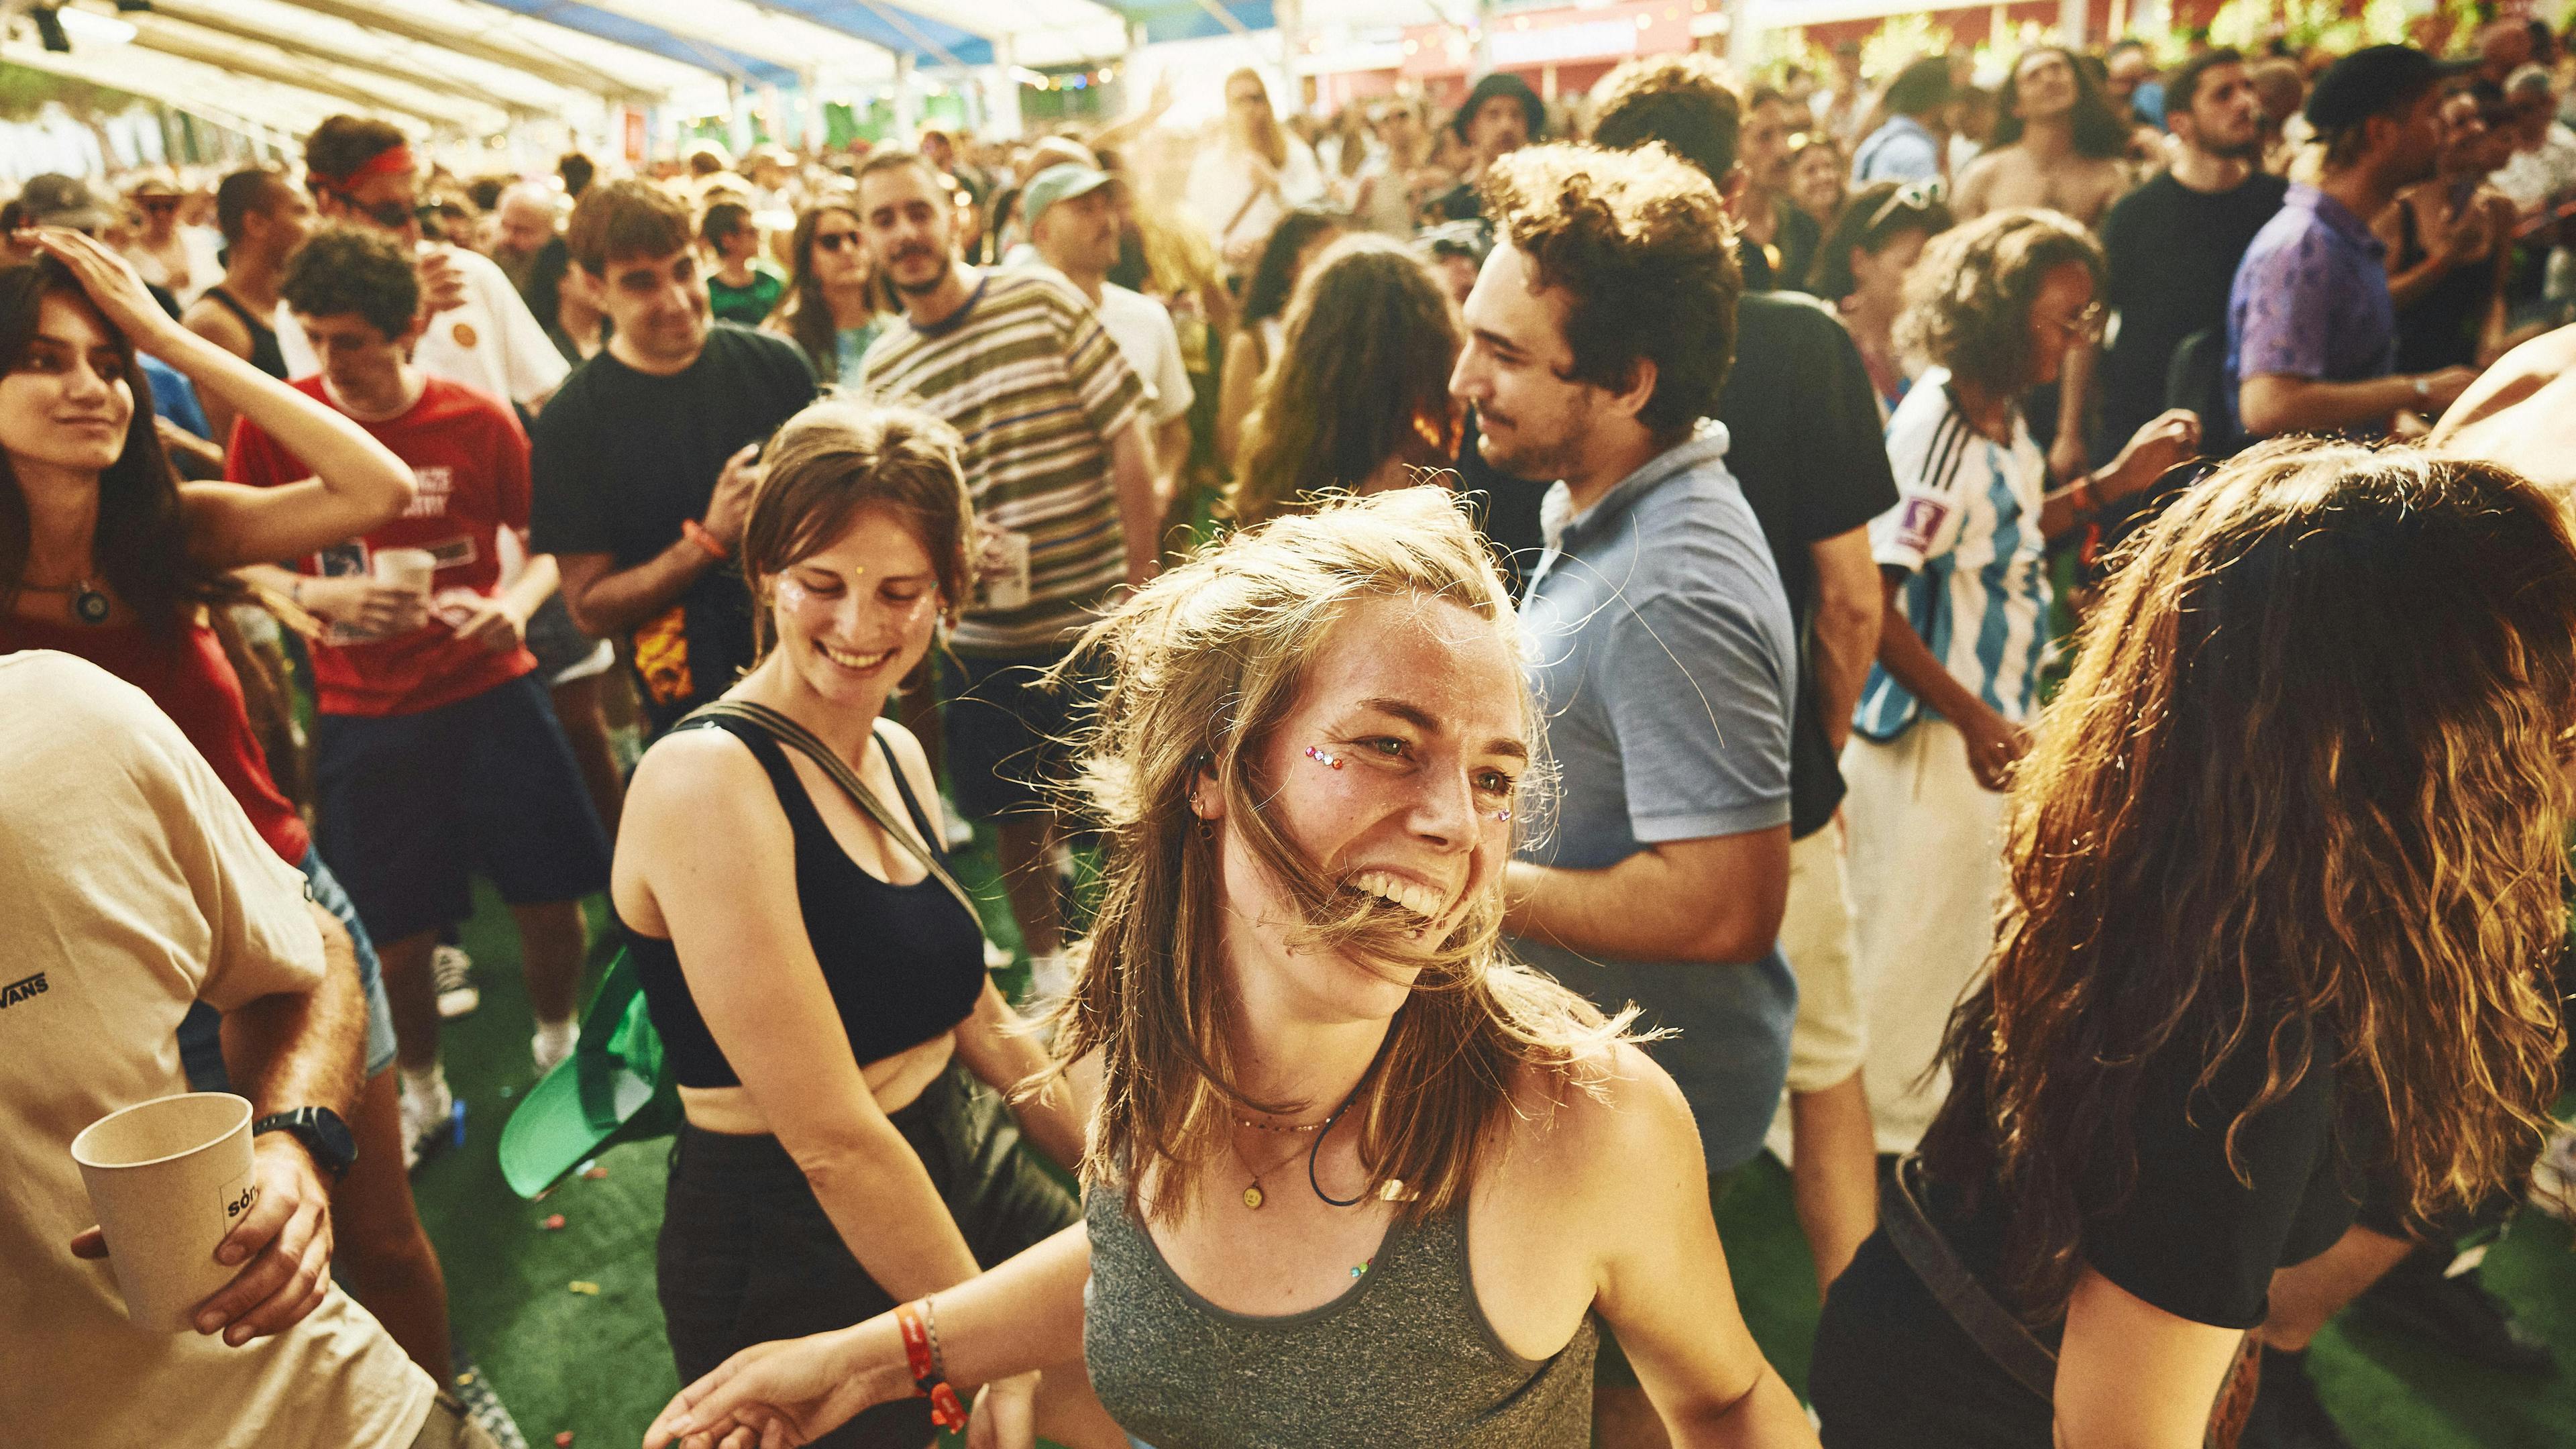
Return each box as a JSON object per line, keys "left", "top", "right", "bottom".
{"left": 316, "top": 144, "right": 415, "bottom": 193}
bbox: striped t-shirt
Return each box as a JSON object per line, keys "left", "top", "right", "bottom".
{"left": 1851, "top": 368, "right": 2052, "bottom": 741}
{"left": 858, "top": 268, "right": 1146, "bottom": 657}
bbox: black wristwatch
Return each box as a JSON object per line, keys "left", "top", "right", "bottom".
{"left": 254, "top": 1107, "right": 357, "bottom": 1181}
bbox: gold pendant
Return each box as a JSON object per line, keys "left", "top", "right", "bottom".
{"left": 1242, "top": 1183, "right": 1265, "bottom": 1209}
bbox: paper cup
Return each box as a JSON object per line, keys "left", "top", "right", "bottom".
{"left": 372, "top": 547, "right": 437, "bottom": 596}
{"left": 70, "top": 1092, "right": 258, "bottom": 1332}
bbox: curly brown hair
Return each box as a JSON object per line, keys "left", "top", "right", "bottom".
{"left": 1478, "top": 142, "right": 1740, "bottom": 435}
{"left": 1921, "top": 439, "right": 2576, "bottom": 1317}
{"left": 1227, "top": 234, "right": 1462, "bottom": 526}
{"left": 1894, "top": 207, "right": 2102, "bottom": 396}
{"left": 1589, "top": 53, "right": 1743, "bottom": 184}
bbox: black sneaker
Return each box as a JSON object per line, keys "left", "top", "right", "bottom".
{"left": 450, "top": 1347, "right": 529, "bottom": 1449}
{"left": 2239, "top": 1345, "right": 2355, "bottom": 1449}
{"left": 2354, "top": 1247, "right": 2556, "bottom": 1378}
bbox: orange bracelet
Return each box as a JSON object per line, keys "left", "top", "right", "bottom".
{"left": 681, "top": 518, "right": 729, "bottom": 561}
{"left": 893, "top": 1299, "right": 967, "bottom": 1430}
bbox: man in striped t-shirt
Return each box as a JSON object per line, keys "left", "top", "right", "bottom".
{"left": 853, "top": 147, "right": 1155, "bottom": 973}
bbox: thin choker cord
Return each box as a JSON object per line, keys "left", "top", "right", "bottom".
{"left": 1305, "top": 1037, "right": 1395, "bottom": 1208}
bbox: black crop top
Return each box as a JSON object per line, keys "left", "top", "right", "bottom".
{"left": 621, "top": 715, "right": 987, "bottom": 1089}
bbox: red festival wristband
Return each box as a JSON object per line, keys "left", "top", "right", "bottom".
{"left": 894, "top": 1299, "right": 967, "bottom": 1431}
{"left": 680, "top": 518, "right": 729, "bottom": 561}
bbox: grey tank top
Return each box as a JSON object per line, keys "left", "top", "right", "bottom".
{"left": 1082, "top": 1184, "right": 1598, "bottom": 1448}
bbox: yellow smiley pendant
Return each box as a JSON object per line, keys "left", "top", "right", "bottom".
{"left": 1242, "top": 1183, "right": 1265, "bottom": 1210}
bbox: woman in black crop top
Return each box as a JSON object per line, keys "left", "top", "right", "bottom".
{"left": 1809, "top": 441, "right": 2576, "bottom": 1448}
{"left": 611, "top": 400, "right": 1126, "bottom": 1449}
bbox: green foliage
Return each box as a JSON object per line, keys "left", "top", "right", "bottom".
{"left": 0, "top": 60, "right": 136, "bottom": 123}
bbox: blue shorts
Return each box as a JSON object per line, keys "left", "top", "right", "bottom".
{"left": 178, "top": 847, "right": 396, "bottom": 1087}
{"left": 314, "top": 671, "right": 612, "bottom": 945}
{"left": 937, "top": 649, "right": 1081, "bottom": 820}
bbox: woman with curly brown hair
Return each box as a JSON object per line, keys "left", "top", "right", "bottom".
{"left": 1810, "top": 439, "right": 2576, "bottom": 1448}
{"left": 1226, "top": 233, "right": 1462, "bottom": 527}
{"left": 1841, "top": 207, "right": 2199, "bottom": 1159}
{"left": 643, "top": 488, "right": 1818, "bottom": 1449}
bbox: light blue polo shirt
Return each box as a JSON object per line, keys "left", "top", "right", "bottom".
{"left": 1508, "top": 426, "right": 1800, "bottom": 1174}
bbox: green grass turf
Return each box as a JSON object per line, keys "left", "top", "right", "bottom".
{"left": 413, "top": 869, "right": 2576, "bottom": 1448}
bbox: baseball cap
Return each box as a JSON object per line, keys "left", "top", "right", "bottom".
{"left": 17, "top": 173, "right": 119, "bottom": 231}
{"left": 2304, "top": 44, "right": 2475, "bottom": 131}
{"left": 1021, "top": 162, "right": 1117, "bottom": 231}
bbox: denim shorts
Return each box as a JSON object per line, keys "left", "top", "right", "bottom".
{"left": 178, "top": 845, "right": 396, "bottom": 1088}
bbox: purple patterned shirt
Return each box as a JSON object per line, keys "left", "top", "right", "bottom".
{"left": 2222, "top": 184, "right": 2395, "bottom": 439}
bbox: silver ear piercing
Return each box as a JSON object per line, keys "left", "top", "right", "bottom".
{"left": 1304, "top": 745, "right": 1344, "bottom": 769}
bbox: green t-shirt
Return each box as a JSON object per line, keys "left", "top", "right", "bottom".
{"left": 708, "top": 269, "right": 785, "bottom": 326}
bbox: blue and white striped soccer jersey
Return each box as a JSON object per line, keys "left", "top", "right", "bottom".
{"left": 1851, "top": 368, "right": 2051, "bottom": 742}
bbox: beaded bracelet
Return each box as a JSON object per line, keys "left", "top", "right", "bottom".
{"left": 894, "top": 1298, "right": 967, "bottom": 1430}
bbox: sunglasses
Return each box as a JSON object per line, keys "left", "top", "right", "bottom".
{"left": 137, "top": 197, "right": 180, "bottom": 211}
{"left": 814, "top": 230, "right": 861, "bottom": 253}
{"left": 1866, "top": 178, "right": 1948, "bottom": 233}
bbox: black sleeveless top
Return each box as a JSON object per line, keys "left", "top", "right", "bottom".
{"left": 202, "top": 287, "right": 289, "bottom": 380}
{"left": 621, "top": 715, "right": 987, "bottom": 1088}
{"left": 2392, "top": 189, "right": 2496, "bottom": 375}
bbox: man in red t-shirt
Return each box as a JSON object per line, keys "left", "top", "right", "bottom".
{"left": 231, "top": 225, "right": 610, "bottom": 1165}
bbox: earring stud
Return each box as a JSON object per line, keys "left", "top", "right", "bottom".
{"left": 1304, "top": 745, "right": 1344, "bottom": 770}
{"left": 1496, "top": 808, "right": 1512, "bottom": 823}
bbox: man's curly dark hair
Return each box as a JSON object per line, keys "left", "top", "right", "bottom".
{"left": 1477, "top": 142, "right": 1741, "bottom": 435}
{"left": 1895, "top": 207, "right": 2102, "bottom": 397}
{"left": 280, "top": 224, "right": 421, "bottom": 340}
{"left": 1590, "top": 52, "right": 1743, "bottom": 183}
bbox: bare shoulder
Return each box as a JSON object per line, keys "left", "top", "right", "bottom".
{"left": 627, "top": 724, "right": 780, "bottom": 834}
{"left": 182, "top": 294, "right": 249, "bottom": 352}
{"left": 1497, "top": 1040, "right": 1702, "bottom": 1185}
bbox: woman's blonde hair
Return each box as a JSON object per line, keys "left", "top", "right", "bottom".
{"left": 1224, "top": 66, "right": 1289, "bottom": 170}
{"left": 1043, "top": 488, "right": 1629, "bottom": 1223}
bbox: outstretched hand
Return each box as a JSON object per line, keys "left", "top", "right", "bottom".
{"left": 643, "top": 1328, "right": 896, "bottom": 1449}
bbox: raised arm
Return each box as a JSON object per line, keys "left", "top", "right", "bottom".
{"left": 25, "top": 229, "right": 415, "bottom": 566}
{"left": 555, "top": 442, "right": 757, "bottom": 638}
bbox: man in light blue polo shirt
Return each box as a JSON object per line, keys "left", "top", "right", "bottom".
{"left": 1456, "top": 140, "right": 1795, "bottom": 1448}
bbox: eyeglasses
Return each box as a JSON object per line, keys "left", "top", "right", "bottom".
{"left": 814, "top": 231, "right": 861, "bottom": 253}
{"left": 1866, "top": 178, "right": 1948, "bottom": 233}
{"left": 2048, "top": 303, "right": 2106, "bottom": 343}
{"left": 136, "top": 197, "right": 180, "bottom": 212}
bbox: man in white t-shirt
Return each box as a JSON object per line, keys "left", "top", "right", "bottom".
{"left": 280, "top": 115, "right": 568, "bottom": 416}
{"left": 1027, "top": 162, "right": 1195, "bottom": 497}
{"left": 0, "top": 652, "right": 492, "bottom": 1449}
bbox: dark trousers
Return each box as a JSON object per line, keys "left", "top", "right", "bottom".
{"left": 655, "top": 1063, "right": 1079, "bottom": 1448}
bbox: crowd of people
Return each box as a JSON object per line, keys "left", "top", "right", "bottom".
{"left": 9, "top": 19, "right": 2576, "bottom": 1449}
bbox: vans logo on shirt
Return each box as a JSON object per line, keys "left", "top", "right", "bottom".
{"left": 0, "top": 970, "right": 47, "bottom": 1008}
{"left": 402, "top": 465, "right": 454, "bottom": 519}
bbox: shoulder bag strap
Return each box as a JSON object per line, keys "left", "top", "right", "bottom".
{"left": 1879, "top": 1152, "right": 2061, "bottom": 1401}
{"left": 684, "top": 700, "right": 984, "bottom": 928}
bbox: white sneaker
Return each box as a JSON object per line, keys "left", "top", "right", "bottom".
{"left": 2532, "top": 1122, "right": 2576, "bottom": 1222}
{"left": 531, "top": 1023, "right": 578, "bottom": 1077}
{"left": 431, "top": 945, "right": 479, "bottom": 1018}
{"left": 399, "top": 1075, "right": 458, "bottom": 1173}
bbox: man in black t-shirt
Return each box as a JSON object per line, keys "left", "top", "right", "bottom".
{"left": 530, "top": 181, "right": 817, "bottom": 736}
{"left": 1593, "top": 53, "right": 1904, "bottom": 1302}
{"left": 2091, "top": 51, "right": 2286, "bottom": 482}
